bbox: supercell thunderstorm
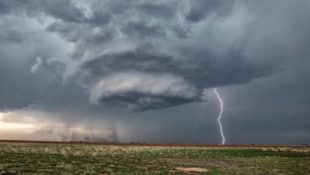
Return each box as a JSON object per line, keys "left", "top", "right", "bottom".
{"left": 37, "top": 0, "right": 277, "bottom": 111}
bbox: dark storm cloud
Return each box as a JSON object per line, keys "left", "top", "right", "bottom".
{"left": 222, "top": 57, "right": 310, "bottom": 144}
{"left": 1, "top": 0, "right": 308, "bottom": 111}
{"left": 0, "top": 30, "right": 23, "bottom": 43}
{"left": 185, "top": 0, "right": 233, "bottom": 22}
{"left": 0, "top": 0, "right": 86, "bottom": 22}
{"left": 122, "top": 22, "right": 165, "bottom": 39}
{"left": 0, "top": 12, "right": 75, "bottom": 110}
{"left": 37, "top": 0, "right": 288, "bottom": 110}
{"left": 0, "top": 0, "right": 309, "bottom": 144}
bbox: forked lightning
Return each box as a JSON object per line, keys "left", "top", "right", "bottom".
{"left": 214, "top": 88, "right": 226, "bottom": 145}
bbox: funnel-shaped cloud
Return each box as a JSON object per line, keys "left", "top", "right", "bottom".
{"left": 89, "top": 72, "right": 198, "bottom": 110}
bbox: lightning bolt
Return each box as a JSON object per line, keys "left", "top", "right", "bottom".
{"left": 214, "top": 88, "right": 226, "bottom": 145}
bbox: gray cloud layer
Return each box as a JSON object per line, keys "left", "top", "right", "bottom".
{"left": 1, "top": 0, "right": 289, "bottom": 110}
{"left": 0, "top": 0, "right": 309, "bottom": 144}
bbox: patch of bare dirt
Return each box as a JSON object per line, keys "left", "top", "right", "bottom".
{"left": 175, "top": 167, "right": 208, "bottom": 173}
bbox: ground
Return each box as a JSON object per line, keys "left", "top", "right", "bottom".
{"left": 0, "top": 141, "right": 309, "bottom": 174}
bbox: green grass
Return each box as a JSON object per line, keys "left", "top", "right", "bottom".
{"left": 0, "top": 143, "right": 309, "bottom": 174}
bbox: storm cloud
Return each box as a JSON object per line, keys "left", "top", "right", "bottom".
{"left": 3, "top": 0, "right": 285, "bottom": 110}
{"left": 0, "top": 0, "right": 309, "bottom": 144}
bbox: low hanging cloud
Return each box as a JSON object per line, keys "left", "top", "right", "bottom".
{"left": 89, "top": 72, "right": 198, "bottom": 110}
{"left": 1, "top": 0, "right": 309, "bottom": 111}
{"left": 43, "top": 0, "right": 277, "bottom": 110}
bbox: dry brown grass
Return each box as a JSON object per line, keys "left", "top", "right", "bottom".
{"left": 0, "top": 142, "right": 309, "bottom": 174}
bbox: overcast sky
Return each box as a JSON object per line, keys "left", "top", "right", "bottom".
{"left": 0, "top": 0, "right": 309, "bottom": 144}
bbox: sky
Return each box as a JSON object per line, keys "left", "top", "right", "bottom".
{"left": 0, "top": 0, "right": 309, "bottom": 144}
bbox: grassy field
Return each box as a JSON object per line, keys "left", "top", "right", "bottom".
{"left": 0, "top": 142, "right": 309, "bottom": 175}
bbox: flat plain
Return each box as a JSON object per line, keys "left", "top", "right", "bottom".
{"left": 0, "top": 141, "right": 309, "bottom": 175}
